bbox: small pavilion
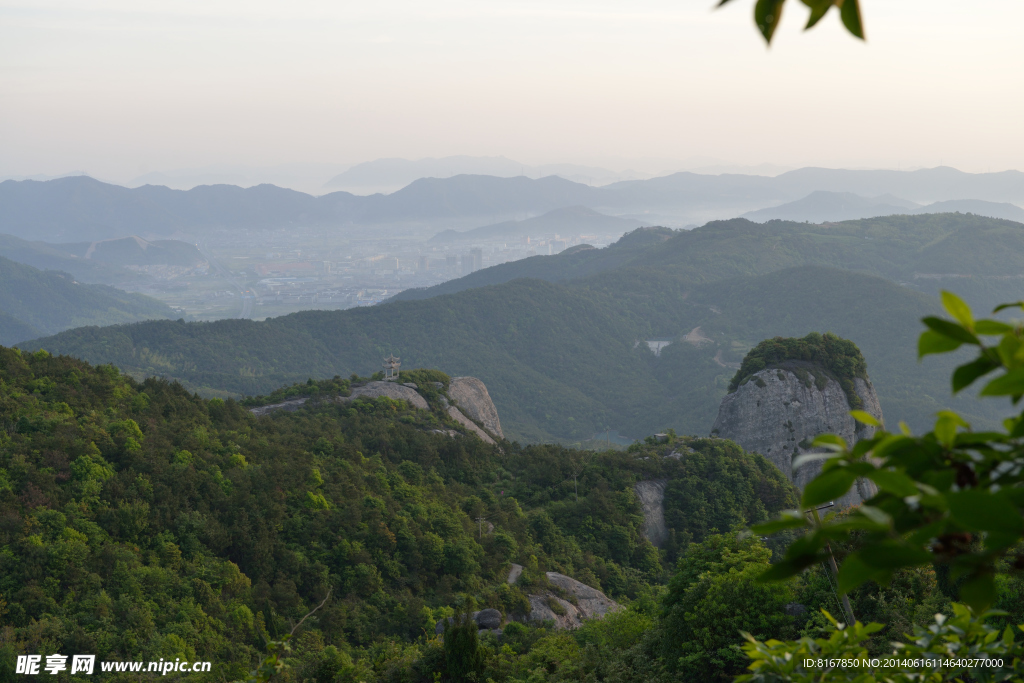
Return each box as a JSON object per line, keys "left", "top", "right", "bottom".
{"left": 382, "top": 354, "right": 401, "bottom": 381}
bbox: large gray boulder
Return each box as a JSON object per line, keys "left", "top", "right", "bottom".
{"left": 524, "top": 572, "right": 622, "bottom": 630}
{"left": 340, "top": 381, "right": 429, "bottom": 410}
{"left": 448, "top": 377, "right": 504, "bottom": 439}
{"left": 711, "top": 367, "right": 881, "bottom": 507}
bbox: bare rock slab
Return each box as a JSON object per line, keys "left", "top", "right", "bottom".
{"left": 634, "top": 479, "right": 668, "bottom": 547}
{"left": 341, "top": 381, "right": 429, "bottom": 410}
{"left": 448, "top": 406, "right": 496, "bottom": 445}
{"left": 524, "top": 572, "right": 622, "bottom": 629}
{"left": 248, "top": 397, "right": 308, "bottom": 417}
{"left": 711, "top": 368, "right": 881, "bottom": 507}
{"left": 449, "top": 376, "right": 504, "bottom": 439}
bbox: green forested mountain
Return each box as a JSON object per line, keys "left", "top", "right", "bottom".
{"left": 0, "top": 348, "right": 800, "bottom": 681}
{"left": 0, "top": 256, "right": 177, "bottom": 346}
{"left": 19, "top": 265, "right": 979, "bottom": 443}
{"left": 20, "top": 213, "right": 1022, "bottom": 442}
{"left": 399, "top": 213, "right": 1024, "bottom": 312}
{"left": 5, "top": 349, "right": 1018, "bottom": 682}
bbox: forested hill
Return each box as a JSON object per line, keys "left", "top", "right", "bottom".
{"left": 22, "top": 211, "right": 1024, "bottom": 443}
{"left": 21, "top": 264, "right": 983, "bottom": 443}
{"left": 0, "top": 256, "right": 176, "bottom": 346}
{"left": 398, "top": 213, "right": 1024, "bottom": 310}
{"left": 395, "top": 226, "right": 677, "bottom": 302}
{"left": 0, "top": 347, "right": 801, "bottom": 681}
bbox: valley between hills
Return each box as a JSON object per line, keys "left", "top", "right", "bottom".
{"left": 20, "top": 213, "right": 1023, "bottom": 444}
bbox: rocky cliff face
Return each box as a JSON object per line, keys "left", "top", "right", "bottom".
{"left": 711, "top": 367, "right": 882, "bottom": 507}
{"left": 634, "top": 480, "right": 668, "bottom": 547}
{"left": 508, "top": 569, "right": 621, "bottom": 630}
{"left": 448, "top": 376, "right": 504, "bottom": 439}
{"left": 249, "top": 377, "right": 504, "bottom": 445}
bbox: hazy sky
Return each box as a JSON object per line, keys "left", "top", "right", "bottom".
{"left": 2, "top": 0, "right": 1023, "bottom": 181}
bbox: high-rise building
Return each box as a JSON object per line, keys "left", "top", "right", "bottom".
{"left": 470, "top": 248, "right": 483, "bottom": 272}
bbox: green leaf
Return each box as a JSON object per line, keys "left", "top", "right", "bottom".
{"left": 960, "top": 573, "right": 997, "bottom": 612}
{"left": 941, "top": 291, "right": 975, "bottom": 329}
{"left": 997, "top": 334, "right": 1022, "bottom": 368}
{"left": 859, "top": 541, "right": 932, "bottom": 570}
{"left": 811, "top": 433, "right": 847, "bottom": 451}
{"left": 758, "top": 556, "right": 815, "bottom": 582}
{"left": 751, "top": 514, "right": 810, "bottom": 535}
{"left": 980, "top": 368, "right": 1024, "bottom": 397}
{"left": 867, "top": 469, "right": 917, "bottom": 497}
{"left": 849, "top": 410, "right": 879, "bottom": 427}
{"left": 918, "top": 330, "right": 963, "bottom": 358}
{"left": 754, "top": 0, "right": 786, "bottom": 43}
{"left": 921, "top": 317, "right": 980, "bottom": 344}
{"left": 952, "top": 357, "right": 999, "bottom": 393}
{"left": 800, "top": 0, "right": 833, "bottom": 28}
{"left": 836, "top": 553, "right": 873, "bottom": 593}
{"left": 947, "top": 490, "right": 1024, "bottom": 534}
{"left": 858, "top": 505, "right": 892, "bottom": 527}
{"left": 838, "top": 0, "right": 864, "bottom": 39}
{"left": 802, "top": 468, "right": 856, "bottom": 508}
{"left": 975, "top": 319, "right": 1014, "bottom": 335}
{"left": 993, "top": 301, "right": 1024, "bottom": 313}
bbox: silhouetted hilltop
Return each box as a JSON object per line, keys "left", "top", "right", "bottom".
{"left": 4, "top": 167, "right": 1024, "bottom": 241}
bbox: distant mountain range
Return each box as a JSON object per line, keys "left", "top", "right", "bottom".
{"left": 429, "top": 206, "right": 647, "bottom": 243}
{"left": 745, "top": 190, "right": 1024, "bottom": 223}
{"left": 3, "top": 167, "right": 1024, "bottom": 242}
{"left": 0, "top": 256, "right": 177, "bottom": 346}
{"left": 321, "top": 156, "right": 654, "bottom": 194}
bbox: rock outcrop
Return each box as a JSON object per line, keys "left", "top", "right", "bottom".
{"left": 634, "top": 480, "right": 668, "bottom": 547}
{"left": 520, "top": 572, "right": 622, "bottom": 630}
{"left": 711, "top": 367, "right": 881, "bottom": 507}
{"left": 340, "top": 381, "right": 429, "bottom": 410}
{"left": 447, "top": 406, "right": 497, "bottom": 445}
{"left": 448, "top": 377, "right": 504, "bottom": 439}
{"left": 248, "top": 397, "right": 308, "bottom": 417}
{"left": 248, "top": 376, "right": 504, "bottom": 446}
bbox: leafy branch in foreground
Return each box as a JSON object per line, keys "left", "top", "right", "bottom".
{"left": 718, "top": 0, "right": 864, "bottom": 44}
{"left": 737, "top": 605, "right": 1024, "bottom": 683}
{"left": 740, "top": 291, "right": 1024, "bottom": 679}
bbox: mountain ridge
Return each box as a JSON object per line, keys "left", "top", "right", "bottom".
{"left": 5, "top": 167, "right": 1024, "bottom": 241}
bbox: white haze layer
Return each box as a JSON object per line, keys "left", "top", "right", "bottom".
{"left": 1, "top": 0, "right": 1022, "bottom": 184}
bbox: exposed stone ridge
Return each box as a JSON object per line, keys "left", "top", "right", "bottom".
{"left": 447, "top": 406, "right": 496, "bottom": 445}
{"left": 341, "top": 381, "right": 429, "bottom": 410}
{"left": 634, "top": 480, "right": 668, "bottom": 547}
{"left": 711, "top": 366, "right": 882, "bottom": 507}
{"left": 246, "top": 377, "right": 507, "bottom": 447}
{"left": 448, "top": 377, "right": 504, "bottom": 439}
{"left": 248, "top": 397, "right": 308, "bottom": 417}
{"left": 523, "top": 572, "right": 622, "bottom": 630}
